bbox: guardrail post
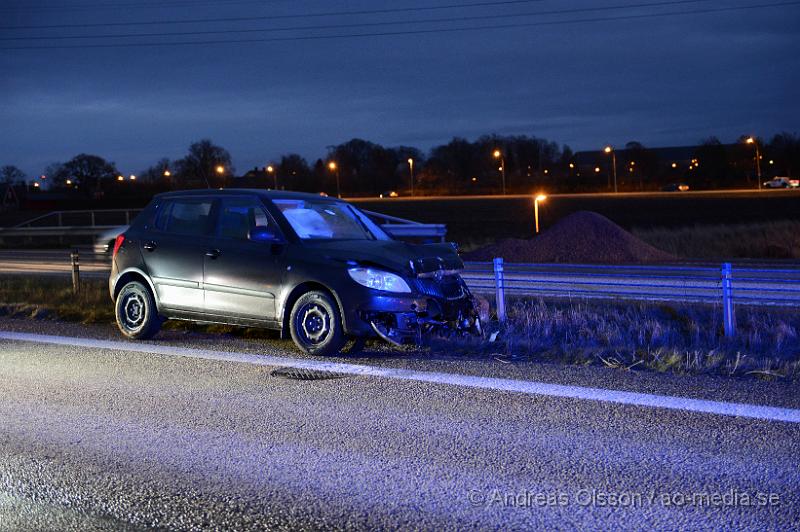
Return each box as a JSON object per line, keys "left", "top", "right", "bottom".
{"left": 722, "top": 262, "right": 735, "bottom": 338}
{"left": 70, "top": 250, "right": 81, "bottom": 294}
{"left": 493, "top": 257, "right": 506, "bottom": 323}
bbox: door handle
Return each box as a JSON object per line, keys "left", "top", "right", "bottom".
{"left": 205, "top": 248, "right": 221, "bottom": 259}
{"left": 143, "top": 241, "right": 157, "bottom": 252}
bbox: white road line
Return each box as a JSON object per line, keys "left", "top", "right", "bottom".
{"left": 2, "top": 330, "right": 799, "bottom": 424}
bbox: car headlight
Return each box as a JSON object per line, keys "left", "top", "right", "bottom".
{"left": 347, "top": 267, "right": 411, "bottom": 293}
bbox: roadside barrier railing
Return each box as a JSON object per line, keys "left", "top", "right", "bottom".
{"left": 462, "top": 259, "right": 800, "bottom": 338}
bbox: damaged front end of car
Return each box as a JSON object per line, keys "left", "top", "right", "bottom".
{"left": 361, "top": 254, "right": 483, "bottom": 347}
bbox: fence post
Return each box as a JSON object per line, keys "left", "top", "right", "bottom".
{"left": 70, "top": 250, "right": 81, "bottom": 294}
{"left": 722, "top": 262, "right": 735, "bottom": 338}
{"left": 493, "top": 257, "right": 506, "bottom": 323}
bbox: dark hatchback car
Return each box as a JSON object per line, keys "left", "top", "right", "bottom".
{"left": 109, "top": 189, "right": 480, "bottom": 355}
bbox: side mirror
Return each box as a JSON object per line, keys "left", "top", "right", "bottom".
{"left": 248, "top": 228, "right": 283, "bottom": 243}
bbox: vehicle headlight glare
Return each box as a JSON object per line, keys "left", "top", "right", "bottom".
{"left": 347, "top": 267, "right": 411, "bottom": 293}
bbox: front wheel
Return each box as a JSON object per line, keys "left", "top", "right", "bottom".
{"left": 115, "top": 281, "right": 161, "bottom": 340}
{"left": 289, "top": 291, "right": 347, "bottom": 356}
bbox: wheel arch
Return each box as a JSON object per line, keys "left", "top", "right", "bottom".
{"left": 113, "top": 268, "right": 159, "bottom": 309}
{"left": 281, "top": 281, "right": 346, "bottom": 339}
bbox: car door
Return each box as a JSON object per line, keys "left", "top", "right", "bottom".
{"left": 140, "top": 197, "right": 216, "bottom": 313}
{"left": 202, "top": 196, "right": 286, "bottom": 322}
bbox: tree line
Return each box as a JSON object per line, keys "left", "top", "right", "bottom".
{"left": 2, "top": 132, "right": 799, "bottom": 197}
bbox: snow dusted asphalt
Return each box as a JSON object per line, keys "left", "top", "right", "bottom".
{"left": 0, "top": 319, "right": 798, "bottom": 530}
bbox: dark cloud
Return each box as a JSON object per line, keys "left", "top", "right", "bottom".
{"left": 1, "top": 0, "right": 798, "bottom": 176}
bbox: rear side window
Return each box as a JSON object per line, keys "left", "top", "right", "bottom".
{"left": 155, "top": 199, "right": 214, "bottom": 236}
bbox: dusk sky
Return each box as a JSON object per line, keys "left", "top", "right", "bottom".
{"left": 1, "top": 0, "right": 798, "bottom": 176}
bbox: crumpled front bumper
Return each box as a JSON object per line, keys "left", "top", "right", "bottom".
{"left": 342, "top": 274, "right": 478, "bottom": 343}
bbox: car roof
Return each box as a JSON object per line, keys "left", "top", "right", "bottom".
{"left": 154, "top": 188, "right": 340, "bottom": 202}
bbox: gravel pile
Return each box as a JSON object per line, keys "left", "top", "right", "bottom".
{"left": 463, "top": 211, "right": 675, "bottom": 264}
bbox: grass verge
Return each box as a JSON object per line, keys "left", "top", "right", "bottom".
{"left": 436, "top": 297, "right": 800, "bottom": 379}
{"left": 633, "top": 220, "right": 800, "bottom": 260}
{"left": 1, "top": 275, "right": 797, "bottom": 379}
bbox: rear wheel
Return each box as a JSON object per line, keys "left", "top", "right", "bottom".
{"left": 115, "top": 281, "right": 161, "bottom": 339}
{"left": 289, "top": 291, "right": 346, "bottom": 356}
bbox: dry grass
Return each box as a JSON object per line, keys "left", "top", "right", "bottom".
{"left": 633, "top": 220, "right": 800, "bottom": 260}
{"left": 2, "top": 275, "right": 798, "bottom": 379}
{"left": 434, "top": 297, "right": 800, "bottom": 379}
{"left": 0, "top": 276, "right": 114, "bottom": 323}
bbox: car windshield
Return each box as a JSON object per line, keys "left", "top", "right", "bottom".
{"left": 272, "top": 199, "right": 391, "bottom": 241}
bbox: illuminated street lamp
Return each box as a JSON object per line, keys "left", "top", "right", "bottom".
{"left": 117, "top": 175, "right": 124, "bottom": 182}
{"left": 266, "top": 164, "right": 277, "bottom": 189}
{"left": 604, "top": 146, "right": 617, "bottom": 193}
{"left": 65, "top": 179, "right": 72, "bottom": 185}
{"left": 215, "top": 165, "right": 225, "bottom": 175}
{"left": 163, "top": 169, "right": 171, "bottom": 177}
{"left": 534, "top": 194, "right": 547, "bottom": 234}
{"left": 407, "top": 158, "right": 414, "bottom": 197}
{"left": 493, "top": 149, "right": 506, "bottom": 195}
{"left": 745, "top": 137, "right": 762, "bottom": 190}
{"left": 328, "top": 161, "right": 341, "bottom": 198}
{"left": 129, "top": 175, "right": 136, "bottom": 181}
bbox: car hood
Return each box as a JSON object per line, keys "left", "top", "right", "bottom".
{"left": 303, "top": 239, "right": 463, "bottom": 275}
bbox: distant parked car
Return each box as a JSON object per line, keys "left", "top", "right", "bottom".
{"left": 661, "top": 183, "right": 690, "bottom": 192}
{"left": 763, "top": 177, "right": 798, "bottom": 189}
{"left": 94, "top": 225, "right": 129, "bottom": 254}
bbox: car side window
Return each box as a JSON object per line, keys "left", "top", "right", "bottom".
{"left": 157, "top": 199, "right": 214, "bottom": 236}
{"left": 217, "top": 198, "right": 273, "bottom": 241}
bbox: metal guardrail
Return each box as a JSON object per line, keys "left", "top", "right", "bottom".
{"left": 13, "top": 209, "right": 142, "bottom": 228}
{"left": 362, "top": 209, "right": 447, "bottom": 242}
{"left": 462, "top": 259, "right": 800, "bottom": 338}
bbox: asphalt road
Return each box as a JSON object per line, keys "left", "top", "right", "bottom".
{"left": 1, "top": 318, "right": 798, "bottom": 530}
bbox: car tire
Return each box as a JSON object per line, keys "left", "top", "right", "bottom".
{"left": 115, "top": 281, "right": 162, "bottom": 340}
{"left": 289, "top": 291, "right": 346, "bottom": 356}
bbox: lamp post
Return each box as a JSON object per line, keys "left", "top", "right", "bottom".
{"left": 407, "top": 158, "right": 414, "bottom": 196}
{"left": 746, "top": 137, "right": 762, "bottom": 190}
{"left": 604, "top": 146, "right": 617, "bottom": 193}
{"left": 493, "top": 149, "right": 506, "bottom": 195}
{"left": 328, "top": 161, "right": 341, "bottom": 198}
{"left": 266, "top": 165, "right": 277, "bottom": 189}
{"left": 534, "top": 194, "right": 547, "bottom": 234}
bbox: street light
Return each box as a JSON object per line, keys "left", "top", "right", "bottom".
{"left": 534, "top": 194, "right": 547, "bottom": 234}
{"left": 266, "top": 164, "right": 277, "bottom": 189}
{"left": 407, "top": 158, "right": 414, "bottom": 196}
{"left": 117, "top": 175, "right": 124, "bottom": 182}
{"left": 215, "top": 165, "right": 225, "bottom": 175}
{"left": 163, "top": 169, "right": 171, "bottom": 177}
{"left": 493, "top": 149, "right": 506, "bottom": 195}
{"left": 604, "top": 146, "right": 617, "bottom": 193}
{"left": 746, "top": 137, "right": 762, "bottom": 190}
{"left": 328, "top": 161, "right": 341, "bottom": 198}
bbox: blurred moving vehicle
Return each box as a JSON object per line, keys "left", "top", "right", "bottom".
{"left": 94, "top": 225, "right": 129, "bottom": 254}
{"left": 763, "top": 177, "right": 799, "bottom": 188}
{"left": 661, "top": 183, "right": 690, "bottom": 192}
{"left": 109, "top": 189, "right": 480, "bottom": 355}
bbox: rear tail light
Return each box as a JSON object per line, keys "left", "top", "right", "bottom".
{"left": 112, "top": 234, "right": 125, "bottom": 258}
